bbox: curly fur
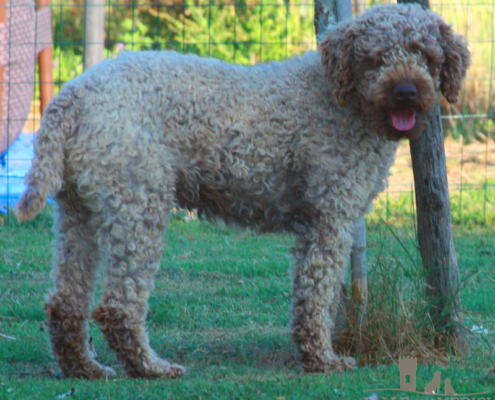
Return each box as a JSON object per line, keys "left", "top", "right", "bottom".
{"left": 16, "top": 4, "right": 469, "bottom": 378}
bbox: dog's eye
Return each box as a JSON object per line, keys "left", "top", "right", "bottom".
{"left": 427, "top": 60, "right": 442, "bottom": 75}
{"left": 373, "top": 59, "right": 384, "bottom": 67}
{"left": 361, "top": 58, "right": 383, "bottom": 69}
{"left": 424, "top": 48, "right": 445, "bottom": 67}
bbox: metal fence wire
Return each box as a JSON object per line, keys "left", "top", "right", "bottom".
{"left": 0, "top": 0, "right": 493, "bottom": 225}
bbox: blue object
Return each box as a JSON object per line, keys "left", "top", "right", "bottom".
{"left": 0, "top": 132, "right": 36, "bottom": 206}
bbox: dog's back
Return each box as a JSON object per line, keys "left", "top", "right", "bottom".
{"left": 18, "top": 50, "right": 376, "bottom": 230}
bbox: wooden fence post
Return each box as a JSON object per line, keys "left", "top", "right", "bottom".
{"left": 37, "top": 0, "right": 54, "bottom": 115}
{"left": 398, "top": 0, "right": 469, "bottom": 354}
{"left": 0, "top": 0, "right": 6, "bottom": 137}
{"left": 84, "top": 0, "right": 105, "bottom": 71}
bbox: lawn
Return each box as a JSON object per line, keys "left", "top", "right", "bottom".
{"left": 0, "top": 209, "right": 494, "bottom": 399}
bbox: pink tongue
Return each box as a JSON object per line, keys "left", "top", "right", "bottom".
{"left": 389, "top": 109, "right": 416, "bottom": 132}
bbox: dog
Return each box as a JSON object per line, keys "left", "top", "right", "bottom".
{"left": 16, "top": 4, "right": 470, "bottom": 378}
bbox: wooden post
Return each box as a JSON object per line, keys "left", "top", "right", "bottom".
{"left": 84, "top": 0, "right": 105, "bottom": 71}
{"left": 37, "top": 0, "right": 53, "bottom": 115}
{"left": 398, "top": 0, "right": 469, "bottom": 354}
{"left": 352, "top": 0, "right": 365, "bottom": 16}
{"left": 314, "top": 0, "right": 369, "bottom": 344}
{"left": 350, "top": 216, "right": 367, "bottom": 331}
{"left": 0, "top": 0, "right": 6, "bottom": 136}
{"left": 314, "top": 0, "right": 352, "bottom": 43}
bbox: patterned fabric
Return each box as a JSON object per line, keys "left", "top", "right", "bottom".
{"left": 0, "top": 1, "right": 53, "bottom": 154}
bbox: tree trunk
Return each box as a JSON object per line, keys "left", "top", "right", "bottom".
{"left": 398, "top": 0, "right": 469, "bottom": 354}
{"left": 399, "top": 0, "right": 468, "bottom": 354}
{"left": 409, "top": 105, "right": 469, "bottom": 353}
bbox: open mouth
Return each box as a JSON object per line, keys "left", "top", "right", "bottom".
{"left": 388, "top": 109, "right": 416, "bottom": 132}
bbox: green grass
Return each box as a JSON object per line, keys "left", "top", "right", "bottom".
{"left": 0, "top": 210, "right": 494, "bottom": 399}
{"left": 369, "top": 180, "right": 495, "bottom": 226}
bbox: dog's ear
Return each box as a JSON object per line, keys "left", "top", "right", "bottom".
{"left": 438, "top": 22, "right": 471, "bottom": 104}
{"left": 319, "top": 25, "right": 356, "bottom": 107}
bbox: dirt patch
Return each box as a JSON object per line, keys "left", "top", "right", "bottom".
{"left": 388, "top": 138, "right": 495, "bottom": 197}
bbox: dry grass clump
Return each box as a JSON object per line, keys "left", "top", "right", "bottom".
{"left": 332, "top": 249, "right": 476, "bottom": 367}
{"left": 334, "top": 293, "right": 453, "bottom": 367}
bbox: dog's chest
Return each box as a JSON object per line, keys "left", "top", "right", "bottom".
{"left": 174, "top": 147, "right": 319, "bottom": 232}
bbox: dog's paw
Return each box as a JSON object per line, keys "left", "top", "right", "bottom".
{"left": 60, "top": 362, "right": 117, "bottom": 379}
{"left": 339, "top": 356, "right": 357, "bottom": 370}
{"left": 166, "top": 363, "right": 186, "bottom": 378}
{"left": 303, "top": 355, "right": 357, "bottom": 373}
{"left": 148, "top": 362, "right": 186, "bottom": 379}
{"left": 99, "top": 365, "right": 118, "bottom": 378}
{"left": 145, "top": 362, "right": 186, "bottom": 379}
{"left": 127, "top": 359, "right": 186, "bottom": 379}
{"left": 98, "top": 365, "right": 117, "bottom": 379}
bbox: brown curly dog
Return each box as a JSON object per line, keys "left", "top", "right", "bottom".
{"left": 16, "top": 4, "right": 470, "bottom": 378}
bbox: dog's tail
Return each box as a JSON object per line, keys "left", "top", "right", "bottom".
{"left": 16, "top": 88, "right": 76, "bottom": 223}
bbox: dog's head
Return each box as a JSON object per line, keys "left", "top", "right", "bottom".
{"left": 319, "top": 4, "right": 471, "bottom": 140}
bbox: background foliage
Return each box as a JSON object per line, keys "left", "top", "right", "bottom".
{"left": 51, "top": 0, "right": 315, "bottom": 77}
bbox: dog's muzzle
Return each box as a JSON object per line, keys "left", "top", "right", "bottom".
{"left": 388, "top": 84, "right": 419, "bottom": 132}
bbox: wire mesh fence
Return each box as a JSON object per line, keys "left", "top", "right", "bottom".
{"left": 0, "top": 0, "right": 493, "bottom": 224}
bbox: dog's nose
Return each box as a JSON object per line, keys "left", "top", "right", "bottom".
{"left": 393, "top": 84, "right": 418, "bottom": 103}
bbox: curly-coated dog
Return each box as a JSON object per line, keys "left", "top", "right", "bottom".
{"left": 16, "top": 4, "right": 470, "bottom": 378}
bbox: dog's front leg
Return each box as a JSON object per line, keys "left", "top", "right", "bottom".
{"left": 291, "top": 222, "right": 357, "bottom": 372}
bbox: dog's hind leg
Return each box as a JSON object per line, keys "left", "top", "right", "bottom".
{"left": 291, "top": 221, "right": 357, "bottom": 373}
{"left": 45, "top": 191, "right": 116, "bottom": 379}
{"left": 92, "top": 181, "right": 185, "bottom": 379}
